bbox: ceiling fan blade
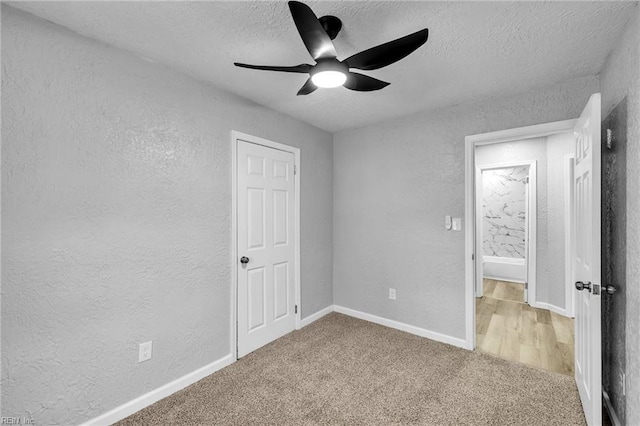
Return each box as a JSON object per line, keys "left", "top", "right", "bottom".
{"left": 297, "top": 78, "right": 317, "bottom": 96}
{"left": 288, "top": 1, "right": 337, "bottom": 60}
{"left": 234, "top": 63, "right": 312, "bottom": 73}
{"left": 343, "top": 28, "right": 428, "bottom": 71}
{"left": 343, "top": 72, "right": 390, "bottom": 91}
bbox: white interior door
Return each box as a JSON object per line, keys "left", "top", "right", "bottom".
{"left": 573, "top": 93, "right": 602, "bottom": 426}
{"left": 237, "top": 140, "right": 296, "bottom": 358}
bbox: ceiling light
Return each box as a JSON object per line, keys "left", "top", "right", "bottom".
{"left": 311, "top": 70, "right": 347, "bottom": 88}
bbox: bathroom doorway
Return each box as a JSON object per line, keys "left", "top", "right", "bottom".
{"left": 466, "top": 121, "right": 578, "bottom": 376}
{"left": 475, "top": 162, "right": 535, "bottom": 305}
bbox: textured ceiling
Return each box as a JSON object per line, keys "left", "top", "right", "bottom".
{"left": 8, "top": 1, "right": 637, "bottom": 132}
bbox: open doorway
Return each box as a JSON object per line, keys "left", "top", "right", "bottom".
{"left": 475, "top": 161, "right": 536, "bottom": 305}
{"left": 466, "top": 122, "right": 578, "bottom": 376}
{"left": 465, "top": 95, "right": 604, "bottom": 425}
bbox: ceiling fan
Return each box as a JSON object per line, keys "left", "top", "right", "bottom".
{"left": 234, "top": 1, "right": 429, "bottom": 95}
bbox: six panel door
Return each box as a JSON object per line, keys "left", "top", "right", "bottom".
{"left": 573, "top": 93, "right": 602, "bottom": 426}
{"left": 237, "top": 140, "right": 296, "bottom": 358}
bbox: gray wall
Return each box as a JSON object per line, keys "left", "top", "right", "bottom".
{"left": 333, "top": 76, "right": 598, "bottom": 340}
{"left": 1, "top": 7, "right": 333, "bottom": 425}
{"left": 599, "top": 4, "right": 640, "bottom": 424}
{"left": 476, "top": 134, "right": 574, "bottom": 312}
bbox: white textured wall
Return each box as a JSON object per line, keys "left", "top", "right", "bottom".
{"left": 333, "top": 75, "right": 598, "bottom": 340}
{"left": 1, "top": 7, "right": 333, "bottom": 425}
{"left": 599, "top": 5, "right": 640, "bottom": 424}
{"left": 545, "top": 133, "right": 575, "bottom": 312}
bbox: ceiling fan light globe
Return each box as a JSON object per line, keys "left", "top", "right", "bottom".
{"left": 311, "top": 70, "right": 347, "bottom": 88}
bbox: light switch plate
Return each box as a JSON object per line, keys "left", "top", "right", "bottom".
{"left": 452, "top": 218, "right": 462, "bottom": 231}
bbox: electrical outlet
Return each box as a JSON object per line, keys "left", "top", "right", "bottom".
{"left": 389, "top": 288, "right": 396, "bottom": 300}
{"left": 139, "top": 341, "right": 152, "bottom": 363}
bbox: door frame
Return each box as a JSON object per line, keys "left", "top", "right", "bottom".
{"left": 464, "top": 119, "right": 577, "bottom": 349}
{"left": 564, "top": 153, "right": 576, "bottom": 318}
{"left": 475, "top": 160, "right": 537, "bottom": 306}
{"left": 230, "top": 130, "right": 301, "bottom": 361}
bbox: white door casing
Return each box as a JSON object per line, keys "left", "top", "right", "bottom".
{"left": 573, "top": 93, "right": 602, "bottom": 426}
{"left": 465, "top": 119, "right": 578, "bottom": 351}
{"left": 523, "top": 171, "right": 530, "bottom": 304}
{"left": 235, "top": 137, "right": 298, "bottom": 358}
{"left": 474, "top": 161, "right": 536, "bottom": 305}
{"left": 564, "top": 154, "right": 577, "bottom": 318}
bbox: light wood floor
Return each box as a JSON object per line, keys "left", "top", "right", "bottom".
{"left": 477, "top": 279, "right": 574, "bottom": 376}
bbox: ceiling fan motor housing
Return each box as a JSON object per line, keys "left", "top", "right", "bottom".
{"left": 311, "top": 58, "right": 348, "bottom": 76}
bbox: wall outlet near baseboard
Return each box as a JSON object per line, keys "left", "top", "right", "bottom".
{"left": 389, "top": 288, "right": 396, "bottom": 300}
{"left": 139, "top": 341, "right": 153, "bottom": 363}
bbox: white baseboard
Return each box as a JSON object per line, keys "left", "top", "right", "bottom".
{"left": 535, "top": 301, "right": 571, "bottom": 318}
{"left": 300, "top": 305, "right": 334, "bottom": 328}
{"left": 603, "top": 390, "right": 621, "bottom": 426}
{"left": 333, "top": 305, "right": 470, "bottom": 350}
{"left": 483, "top": 275, "right": 526, "bottom": 284}
{"left": 81, "top": 354, "right": 234, "bottom": 426}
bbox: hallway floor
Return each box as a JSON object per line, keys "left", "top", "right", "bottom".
{"left": 476, "top": 279, "right": 574, "bottom": 375}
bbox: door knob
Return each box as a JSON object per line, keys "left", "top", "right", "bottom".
{"left": 240, "top": 256, "right": 250, "bottom": 264}
{"left": 575, "top": 281, "right": 591, "bottom": 292}
{"left": 603, "top": 285, "right": 617, "bottom": 295}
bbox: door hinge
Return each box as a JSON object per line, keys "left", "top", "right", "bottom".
{"left": 525, "top": 176, "right": 530, "bottom": 184}
{"left": 294, "top": 164, "right": 297, "bottom": 175}
{"left": 295, "top": 305, "right": 298, "bottom": 314}
{"left": 606, "top": 129, "right": 613, "bottom": 149}
{"left": 525, "top": 282, "right": 528, "bottom": 290}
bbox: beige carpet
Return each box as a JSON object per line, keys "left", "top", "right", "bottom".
{"left": 118, "top": 313, "right": 586, "bottom": 425}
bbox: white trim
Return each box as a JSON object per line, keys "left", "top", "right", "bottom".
{"left": 535, "top": 301, "right": 569, "bottom": 317}
{"left": 564, "top": 154, "right": 576, "bottom": 318}
{"left": 475, "top": 160, "right": 536, "bottom": 306}
{"left": 231, "top": 133, "right": 238, "bottom": 361}
{"left": 300, "top": 305, "right": 334, "bottom": 328}
{"left": 465, "top": 119, "right": 577, "bottom": 350}
{"left": 230, "top": 131, "right": 302, "bottom": 362}
{"left": 468, "top": 119, "right": 578, "bottom": 146}
{"left": 334, "top": 305, "right": 470, "bottom": 350}
{"left": 527, "top": 164, "right": 537, "bottom": 306}
{"left": 475, "top": 166, "right": 483, "bottom": 298}
{"left": 81, "top": 354, "right": 234, "bottom": 426}
{"left": 483, "top": 276, "right": 526, "bottom": 284}
{"left": 603, "top": 390, "right": 622, "bottom": 426}
{"left": 464, "top": 129, "right": 476, "bottom": 350}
